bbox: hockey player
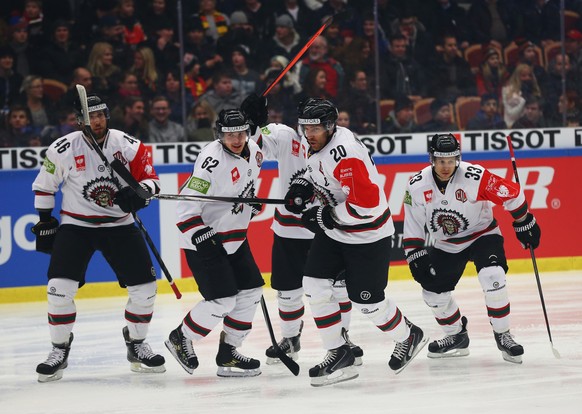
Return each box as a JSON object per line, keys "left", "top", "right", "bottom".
{"left": 241, "top": 94, "right": 363, "bottom": 366}
{"left": 31, "top": 94, "right": 165, "bottom": 383}
{"left": 284, "top": 98, "right": 428, "bottom": 386}
{"left": 402, "top": 133, "right": 541, "bottom": 364}
{"left": 165, "top": 109, "right": 265, "bottom": 377}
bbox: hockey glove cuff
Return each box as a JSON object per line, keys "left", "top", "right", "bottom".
{"left": 301, "top": 205, "right": 337, "bottom": 234}
{"left": 406, "top": 248, "right": 437, "bottom": 285}
{"left": 513, "top": 212, "right": 541, "bottom": 249}
{"left": 31, "top": 212, "right": 59, "bottom": 254}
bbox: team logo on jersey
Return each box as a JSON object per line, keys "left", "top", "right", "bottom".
{"left": 424, "top": 190, "right": 433, "bottom": 203}
{"left": 261, "top": 126, "right": 271, "bottom": 135}
{"left": 232, "top": 181, "right": 256, "bottom": 215}
{"left": 429, "top": 208, "right": 469, "bottom": 236}
{"left": 43, "top": 157, "right": 56, "bottom": 174}
{"left": 455, "top": 189, "right": 467, "bottom": 202}
{"left": 255, "top": 151, "right": 263, "bottom": 167}
{"left": 292, "top": 139, "right": 300, "bottom": 156}
{"left": 83, "top": 177, "right": 120, "bottom": 208}
{"left": 75, "top": 155, "right": 86, "bottom": 171}
{"left": 187, "top": 176, "right": 210, "bottom": 194}
{"left": 231, "top": 167, "right": 240, "bottom": 183}
{"left": 496, "top": 184, "right": 510, "bottom": 198}
{"left": 113, "top": 151, "right": 127, "bottom": 165}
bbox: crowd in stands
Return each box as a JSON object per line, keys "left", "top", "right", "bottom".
{"left": 1, "top": 0, "right": 581, "bottom": 148}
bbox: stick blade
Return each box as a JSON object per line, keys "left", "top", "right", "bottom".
{"left": 551, "top": 345, "right": 561, "bottom": 359}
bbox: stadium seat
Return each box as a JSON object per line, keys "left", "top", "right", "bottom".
{"left": 454, "top": 96, "right": 482, "bottom": 130}
{"left": 42, "top": 79, "right": 68, "bottom": 103}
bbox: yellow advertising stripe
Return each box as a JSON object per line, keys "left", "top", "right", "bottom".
{"left": 1, "top": 256, "right": 581, "bottom": 304}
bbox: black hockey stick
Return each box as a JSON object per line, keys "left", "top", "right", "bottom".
{"left": 76, "top": 84, "right": 182, "bottom": 300}
{"left": 260, "top": 296, "right": 300, "bottom": 376}
{"left": 506, "top": 136, "right": 560, "bottom": 358}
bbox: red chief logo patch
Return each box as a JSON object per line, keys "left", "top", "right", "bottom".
{"left": 291, "top": 139, "right": 300, "bottom": 156}
{"left": 455, "top": 189, "right": 467, "bottom": 202}
{"left": 424, "top": 190, "right": 433, "bottom": 203}
{"left": 75, "top": 155, "right": 86, "bottom": 171}
{"left": 231, "top": 167, "right": 240, "bottom": 184}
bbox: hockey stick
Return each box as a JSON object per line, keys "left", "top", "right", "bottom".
{"left": 506, "top": 136, "right": 560, "bottom": 358}
{"left": 153, "top": 193, "right": 286, "bottom": 204}
{"left": 262, "top": 13, "right": 339, "bottom": 96}
{"left": 260, "top": 296, "right": 300, "bottom": 376}
{"left": 76, "top": 84, "right": 182, "bottom": 300}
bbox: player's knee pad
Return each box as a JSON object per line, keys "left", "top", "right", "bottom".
{"left": 422, "top": 289, "right": 452, "bottom": 311}
{"left": 47, "top": 278, "right": 78, "bottom": 307}
{"left": 207, "top": 295, "right": 238, "bottom": 316}
{"left": 477, "top": 266, "right": 507, "bottom": 295}
{"left": 303, "top": 276, "right": 333, "bottom": 305}
{"left": 235, "top": 286, "right": 262, "bottom": 306}
{"left": 127, "top": 281, "right": 157, "bottom": 308}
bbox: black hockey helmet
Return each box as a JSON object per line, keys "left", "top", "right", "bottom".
{"left": 73, "top": 93, "right": 110, "bottom": 124}
{"left": 297, "top": 98, "right": 338, "bottom": 134}
{"left": 215, "top": 108, "right": 250, "bottom": 141}
{"left": 429, "top": 133, "right": 461, "bottom": 165}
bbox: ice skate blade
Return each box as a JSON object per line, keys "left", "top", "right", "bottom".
{"left": 164, "top": 340, "right": 196, "bottom": 374}
{"left": 216, "top": 366, "right": 261, "bottom": 377}
{"left": 266, "top": 352, "right": 298, "bottom": 365}
{"left": 501, "top": 352, "right": 523, "bottom": 364}
{"left": 130, "top": 362, "right": 166, "bottom": 373}
{"left": 310, "top": 366, "right": 358, "bottom": 387}
{"left": 37, "top": 370, "right": 64, "bottom": 383}
{"left": 393, "top": 336, "right": 429, "bottom": 375}
{"left": 427, "top": 348, "right": 470, "bottom": 359}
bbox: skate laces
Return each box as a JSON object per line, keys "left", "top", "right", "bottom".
{"left": 181, "top": 335, "right": 196, "bottom": 358}
{"left": 231, "top": 347, "right": 252, "bottom": 363}
{"left": 435, "top": 334, "right": 456, "bottom": 348}
{"left": 392, "top": 339, "right": 410, "bottom": 361}
{"left": 317, "top": 349, "right": 338, "bottom": 368}
{"left": 134, "top": 342, "right": 157, "bottom": 360}
{"left": 498, "top": 332, "right": 518, "bottom": 348}
{"left": 43, "top": 347, "right": 66, "bottom": 367}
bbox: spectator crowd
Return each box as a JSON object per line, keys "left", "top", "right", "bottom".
{"left": 1, "top": 0, "right": 581, "bottom": 148}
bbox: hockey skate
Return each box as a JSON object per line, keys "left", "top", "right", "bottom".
{"left": 265, "top": 321, "right": 303, "bottom": 365}
{"left": 216, "top": 331, "right": 261, "bottom": 377}
{"left": 122, "top": 326, "right": 166, "bottom": 373}
{"left": 36, "top": 333, "right": 74, "bottom": 383}
{"left": 388, "top": 318, "right": 428, "bottom": 374}
{"left": 165, "top": 325, "right": 199, "bottom": 374}
{"left": 428, "top": 316, "right": 470, "bottom": 358}
{"left": 494, "top": 330, "right": 524, "bottom": 364}
{"left": 309, "top": 344, "right": 358, "bottom": 387}
{"left": 341, "top": 328, "right": 364, "bottom": 366}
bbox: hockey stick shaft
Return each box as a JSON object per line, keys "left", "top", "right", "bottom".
{"left": 262, "top": 14, "right": 335, "bottom": 96}
{"left": 260, "top": 296, "right": 300, "bottom": 376}
{"left": 154, "top": 193, "right": 286, "bottom": 204}
{"left": 76, "top": 84, "right": 182, "bottom": 300}
{"left": 506, "top": 136, "right": 559, "bottom": 358}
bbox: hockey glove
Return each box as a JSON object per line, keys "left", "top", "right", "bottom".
{"left": 284, "top": 178, "right": 314, "bottom": 214}
{"left": 192, "top": 226, "right": 227, "bottom": 260}
{"left": 513, "top": 212, "right": 541, "bottom": 249}
{"left": 406, "top": 248, "right": 437, "bottom": 286}
{"left": 249, "top": 203, "right": 263, "bottom": 219}
{"left": 114, "top": 185, "right": 150, "bottom": 213}
{"left": 31, "top": 211, "right": 59, "bottom": 254}
{"left": 301, "top": 205, "right": 337, "bottom": 234}
{"left": 241, "top": 93, "right": 268, "bottom": 134}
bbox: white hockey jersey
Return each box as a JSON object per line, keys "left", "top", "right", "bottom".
{"left": 252, "top": 123, "right": 313, "bottom": 240}
{"left": 32, "top": 129, "right": 160, "bottom": 228}
{"left": 176, "top": 139, "right": 264, "bottom": 254}
{"left": 403, "top": 161, "right": 528, "bottom": 254}
{"left": 304, "top": 126, "right": 394, "bottom": 244}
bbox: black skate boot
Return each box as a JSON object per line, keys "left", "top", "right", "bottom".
{"left": 165, "top": 325, "right": 199, "bottom": 374}
{"left": 266, "top": 321, "right": 303, "bottom": 365}
{"left": 309, "top": 344, "right": 358, "bottom": 387}
{"left": 428, "top": 316, "right": 470, "bottom": 358}
{"left": 216, "top": 331, "right": 261, "bottom": 377}
{"left": 123, "top": 326, "right": 166, "bottom": 373}
{"left": 494, "top": 330, "right": 524, "bottom": 364}
{"left": 388, "top": 318, "right": 428, "bottom": 374}
{"left": 341, "top": 328, "right": 364, "bottom": 366}
{"left": 36, "top": 333, "right": 74, "bottom": 383}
